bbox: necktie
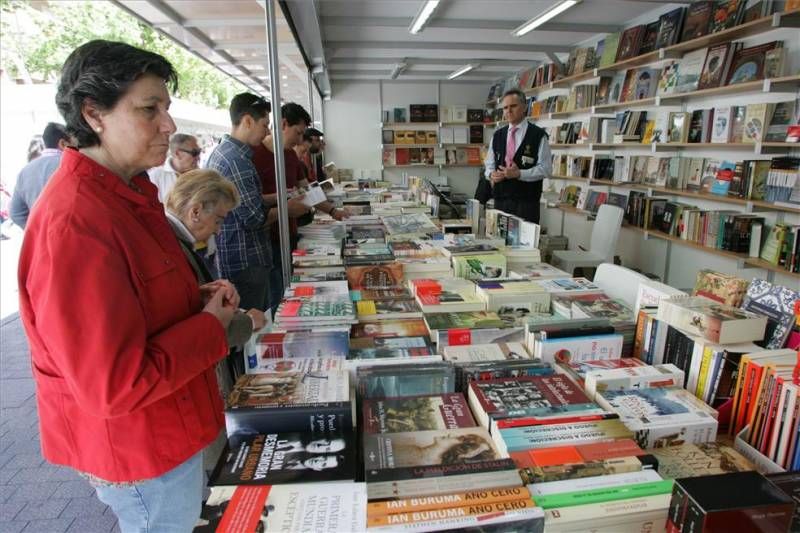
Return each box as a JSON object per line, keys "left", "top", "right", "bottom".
{"left": 505, "top": 126, "right": 517, "bottom": 168}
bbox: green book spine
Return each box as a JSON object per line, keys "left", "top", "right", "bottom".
{"left": 534, "top": 479, "right": 674, "bottom": 509}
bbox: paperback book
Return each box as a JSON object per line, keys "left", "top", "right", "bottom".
{"left": 362, "top": 393, "right": 476, "bottom": 433}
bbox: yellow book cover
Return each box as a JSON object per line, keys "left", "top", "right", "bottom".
{"left": 367, "top": 487, "right": 532, "bottom": 517}
{"left": 642, "top": 120, "right": 656, "bottom": 144}
{"left": 367, "top": 499, "right": 535, "bottom": 527}
{"left": 696, "top": 346, "right": 714, "bottom": 401}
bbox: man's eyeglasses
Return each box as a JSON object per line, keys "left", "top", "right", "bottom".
{"left": 178, "top": 148, "right": 202, "bottom": 158}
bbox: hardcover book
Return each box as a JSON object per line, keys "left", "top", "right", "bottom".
{"left": 740, "top": 278, "right": 800, "bottom": 349}
{"left": 698, "top": 42, "right": 734, "bottom": 90}
{"left": 726, "top": 41, "right": 781, "bottom": 85}
{"left": 452, "top": 253, "right": 508, "bottom": 280}
{"left": 362, "top": 393, "right": 476, "bottom": 433}
{"left": 657, "top": 295, "right": 767, "bottom": 344}
{"left": 615, "top": 25, "right": 645, "bottom": 62}
{"left": 681, "top": 0, "right": 714, "bottom": 42}
{"left": 675, "top": 47, "right": 709, "bottom": 93}
{"left": 255, "top": 331, "right": 349, "bottom": 360}
{"left": 693, "top": 269, "right": 750, "bottom": 307}
{"left": 210, "top": 431, "right": 358, "bottom": 486}
{"left": 656, "top": 7, "right": 686, "bottom": 49}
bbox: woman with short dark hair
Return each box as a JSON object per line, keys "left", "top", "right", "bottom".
{"left": 18, "top": 40, "right": 238, "bottom": 532}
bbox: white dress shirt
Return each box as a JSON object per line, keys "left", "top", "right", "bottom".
{"left": 147, "top": 159, "right": 179, "bottom": 204}
{"left": 484, "top": 120, "right": 552, "bottom": 182}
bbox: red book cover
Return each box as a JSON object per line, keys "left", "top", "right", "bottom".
{"left": 511, "top": 438, "right": 644, "bottom": 468}
{"left": 495, "top": 412, "right": 617, "bottom": 430}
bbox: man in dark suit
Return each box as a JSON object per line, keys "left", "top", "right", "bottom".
{"left": 484, "top": 88, "right": 551, "bottom": 224}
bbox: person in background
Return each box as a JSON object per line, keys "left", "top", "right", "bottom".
{"left": 484, "top": 88, "right": 551, "bottom": 224}
{"left": 18, "top": 40, "right": 237, "bottom": 532}
{"left": 164, "top": 168, "right": 267, "bottom": 477}
{"left": 252, "top": 102, "right": 316, "bottom": 314}
{"left": 205, "top": 93, "right": 276, "bottom": 314}
{"left": 302, "top": 127, "right": 326, "bottom": 182}
{"left": 294, "top": 129, "right": 347, "bottom": 223}
{"left": 10, "top": 122, "right": 71, "bottom": 228}
{"left": 148, "top": 132, "right": 201, "bottom": 203}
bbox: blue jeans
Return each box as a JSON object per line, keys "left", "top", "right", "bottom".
{"left": 268, "top": 239, "right": 285, "bottom": 316}
{"left": 230, "top": 264, "right": 270, "bottom": 312}
{"left": 95, "top": 450, "right": 204, "bottom": 533}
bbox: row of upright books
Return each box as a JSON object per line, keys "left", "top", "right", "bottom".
{"left": 493, "top": 0, "right": 795, "bottom": 100}
{"left": 547, "top": 98, "right": 799, "bottom": 147}
{"left": 197, "top": 181, "right": 800, "bottom": 532}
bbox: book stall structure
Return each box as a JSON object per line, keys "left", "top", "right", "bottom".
{"left": 196, "top": 165, "right": 800, "bottom": 532}
{"left": 481, "top": 1, "right": 800, "bottom": 280}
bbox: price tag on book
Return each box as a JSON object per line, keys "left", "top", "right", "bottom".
{"left": 448, "top": 328, "right": 472, "bottom": 346}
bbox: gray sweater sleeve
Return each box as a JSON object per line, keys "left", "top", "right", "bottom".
{"left": 227, "top": 311, "right": 254, "bottom": 348}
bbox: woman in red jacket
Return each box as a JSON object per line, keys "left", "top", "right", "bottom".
{"left": 18, "top": 40, "right": 237, "bottom": 532}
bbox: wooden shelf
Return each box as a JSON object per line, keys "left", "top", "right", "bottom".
{"left": 383, "top": 143, "right": 438, "bottom": 148}
{"left": 595, "top": 97, "right": 658, "bottom": 113}
{"left": 520, "top": 10, "right": 800, "bottom": 98}
{"left": 442, "top": 143, "right": 485, "bottom": 148}
{"left": 659, "top": 80, "right": 765, "bottom": 103}
{"left": 551, "top": 106, "right": 594, "bottom": 118}
{"left": 654, "top": 142, "right": 756, "bottom": 151}
{"left": 484, "top": 121, "right": 507, "bottom": 128}
{"left": 742, "top": 257, "right": 800, "bottom": 279}
{"left": 548, "top": 142, "right": 798, "bottom": 153}
{"left": 441, "top": 122, "right": 485, "bottom": 126}
{"left": 381, "top": 122, "right": 439, "bottom": 129}
{"left": 384, "top": 164, "right": 482, "bottom": 168}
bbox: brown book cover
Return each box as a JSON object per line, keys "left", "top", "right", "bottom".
{"left": 639, "top": 20, "right": 661, "bottom": 54}
{"left": 615, "top": 24, "right": 645, "bottom": 62}
{"left": 726, "top": 41, "right": 780, "bottom": 85}
{"left": 346, "top": 263, "right": 404, "bottom": 290}
{"left": 681, "top": 0, "right": 714, "bottom": 42}
{"left": 698, "top": 42, "right": 733, "bottom": 90}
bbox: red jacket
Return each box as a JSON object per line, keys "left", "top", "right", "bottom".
{"left": 18, "top": 149, "right": 229, "bottom": 482}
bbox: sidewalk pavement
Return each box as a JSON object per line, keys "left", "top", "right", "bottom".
{"left": 0, "top": 313, "right": 120, "bottom": 533}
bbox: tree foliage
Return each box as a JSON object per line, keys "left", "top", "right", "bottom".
{"left": 0, "top": 0, "right": 247, "bottom": 108}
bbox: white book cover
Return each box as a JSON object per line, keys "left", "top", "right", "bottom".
{"left": 584, "top": 364, "right": 685, "bottom": 399}
{"left": 368, "top": 507, "right": 544, "bottom": 532}
{"left": 443, "top": 342, "right": 530, "bottom": 363}
{"left": 711, "top": 107, "right": 732, "bottom": 143}
{"left": 544, "top": 494, "right": 669, "bottom": 532}
{"left": 535, "top": 334, "right": 624, "bottom": 365}
{"left": 536, "top": 278, "right": 601, "bottom": 294}
{"left": 440, "top": 127, "right": 455, "bottom": 144}
{"left": 529, "top": 469, "right": 662, "bottom": 497}
{"left": 201, "top": 482, "right": 367, "bottom": 533}
{"left": 453, "top": 127, "right": 469, "bottom": 144}
{"left": 675, "top": 48, "right": 708, "bottom": 93}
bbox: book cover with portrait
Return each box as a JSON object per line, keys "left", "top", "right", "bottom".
{"left": 210, "top": 431, "right": 357, "bottom": 486}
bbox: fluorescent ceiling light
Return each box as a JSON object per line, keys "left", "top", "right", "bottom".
{"left": 409, "top": 0, "right": 440, "bottom": 35}
{"left": 448, "top": 64, "right": 476, "bottom": 80}
{"left": 390, "top": 61, "right": 408, "bottom": 79}
{"left": 512, "top": 0, "right": 580, "bottom": 37}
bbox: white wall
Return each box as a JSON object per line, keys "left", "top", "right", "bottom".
{"left": 323, "top": 80, "right": 488, "bottom": 196}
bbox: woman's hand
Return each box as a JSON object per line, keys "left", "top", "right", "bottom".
{"left": 245, "top": 308, "right": 267, "bottom": 331}
{"left": 332, "top": 208, "right": 349, "bottom": 221}
{"left": 199, "top": 280, "right": 240, "bottom": 308}
{"left": 203, "top": 288, "right": 235, "bottom": 329}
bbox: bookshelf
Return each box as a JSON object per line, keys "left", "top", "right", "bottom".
{"left": 523, "top": 9, "right": 800, "bottom": 98}
{"left": 517, "top": 7, "right": 800, "bottom": 285}
{"left": 544, "top": 202, "right": 800, "bottom": 280}
{"left": 548, "top": 141, "right": 798, "bottom": 155}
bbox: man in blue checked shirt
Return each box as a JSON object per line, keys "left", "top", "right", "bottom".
{"left": 205, "top": 93, "right": 276, "bottom": 312}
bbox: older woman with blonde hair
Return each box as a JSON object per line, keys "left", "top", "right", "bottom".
{"left": 165, "top": 168, "right": 267, "bottom": 353}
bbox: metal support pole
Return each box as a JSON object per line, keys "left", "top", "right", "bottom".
{"left": 307, "top": 71, "right": 315, "bottom": 124}
{"left": 264, "top": 0, "right": 292, "bottom": 288}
